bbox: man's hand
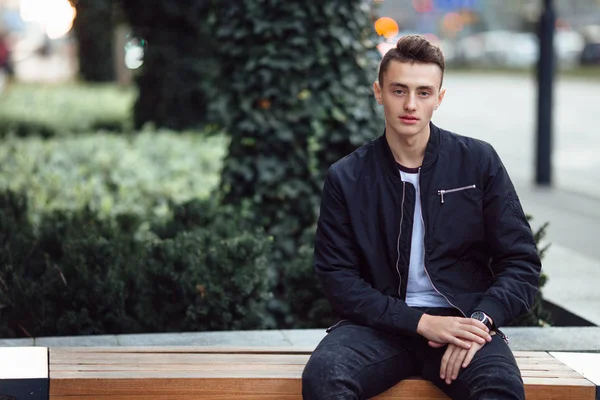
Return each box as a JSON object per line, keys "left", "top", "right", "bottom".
{"left": 416, "top": 314, "right": 492, "bottom": 350}
{"left": 440, "top": 340, "right": 485, "bottom": 384}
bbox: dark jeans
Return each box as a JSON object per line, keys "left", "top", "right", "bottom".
{"left": 302, "top": 308, "right": 524, "bottom": 400}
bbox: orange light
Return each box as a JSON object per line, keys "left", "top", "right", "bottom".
{"left": 374, "top": 17, "right": 399, "bottom": 39}
{"left": 442, "top": 12, "right": 464, "bottom": 33}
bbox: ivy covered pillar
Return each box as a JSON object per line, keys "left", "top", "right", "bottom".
{"left": 119, "top": 1, "right": 217, "bottom": 130}
{"left": 70, "top": 0, "right": 116, "bottom": 82}
{"left": 216, "top": 1, "right": 381, "bottom": 326}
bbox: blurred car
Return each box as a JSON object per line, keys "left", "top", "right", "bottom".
{"left": 504, "top": 32, "right": 538, "bottom": 68}
{"left": 555, "top": 30, "right": 585, "bottom": 68}
{"left": 580, "top": 42, "right": 600, "bottom": 66}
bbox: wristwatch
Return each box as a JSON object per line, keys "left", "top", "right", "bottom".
{"left": 470, "top": 311, "right": 494, "bottom": 331}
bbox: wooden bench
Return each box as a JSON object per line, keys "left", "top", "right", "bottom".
{"left": 46, "top": 346, "right": 597, "bottom": 399}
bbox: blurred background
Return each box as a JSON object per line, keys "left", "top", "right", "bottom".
{"left": 0, "top": 0, "right": 599, "bottom": 339}
{"left": 1, "top": 0, "right": 599, "bottom": 84}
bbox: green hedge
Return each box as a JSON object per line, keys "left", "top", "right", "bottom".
{"left": 0, "top": 191, "right": 274, "bottom": 338}
{"left": 0, "top": 84, "right": 135, "bottom": 138}
{"left": 0, "top": 129, "right": 226, "bottom": 228}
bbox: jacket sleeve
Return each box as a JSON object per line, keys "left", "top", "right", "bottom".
{"left": 314, "top": 167, "right": 425, "bottom": 335}
{"left": 475, "top": 146, "right": 542, "bottom": 327}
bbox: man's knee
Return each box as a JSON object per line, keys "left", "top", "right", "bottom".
{"left": 302, "top": 345, "right": 359, "bottom": 400}
{"left": 462, "top": 354, "right": 524, "bottom": 400}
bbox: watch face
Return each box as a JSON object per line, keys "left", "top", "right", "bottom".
{"left": 471, "top": 311, "right": 492, "bottom": 329}
{"left": 471, "top": 311, "right": 485, "bottom": 321}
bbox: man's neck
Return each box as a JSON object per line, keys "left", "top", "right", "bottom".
{"left": 385, "top": 124, "right": 431, "bottom": 169}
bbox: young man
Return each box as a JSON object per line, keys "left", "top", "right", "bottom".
{"left": 302, "top": 34, "right": 541, "bottom": 400}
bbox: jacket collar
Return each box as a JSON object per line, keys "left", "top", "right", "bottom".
{"left": 377, "top": 121, "right": 442, "bottom": 177}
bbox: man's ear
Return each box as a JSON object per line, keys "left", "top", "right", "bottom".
{"left": 436, "top": 87, "right": 446, "bottom": 110}
{"left": 373, "top": 81, "right": 382, "bottom": 105}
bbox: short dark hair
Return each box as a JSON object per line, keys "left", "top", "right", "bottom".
{"left": 378, "top": 34, "right": 445, "bottom": 88}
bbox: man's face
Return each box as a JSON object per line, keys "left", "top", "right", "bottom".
{"left": 373, "top": 60, "right": 445, "bottom": 139}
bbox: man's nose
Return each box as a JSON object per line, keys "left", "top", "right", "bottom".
{"left": 404, "top": 94, "right": 417, "bottom": 111}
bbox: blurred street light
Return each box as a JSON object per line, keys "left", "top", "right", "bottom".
{"left": 374, "top": 17, "right": 399, "bottom": 38}
{"left": 20, "top": 0, "right": 76, "bottom": 39}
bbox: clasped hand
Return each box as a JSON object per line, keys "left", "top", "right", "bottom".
{"left": 416, "top": 314, "right": 494, "bottom": 385}
{"left": 416, "top": 314, "right": 492, "bottom": 349}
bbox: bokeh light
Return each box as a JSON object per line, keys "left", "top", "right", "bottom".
{"left": 376, "top": 42, "right": 396, "bottom": 57}
{"left": 374, "top": 17, "right": 399, "bottom": 39}
{"left": 20, "top": 0, "right": 76, "bottom": 39}
{"left": 442, "top": 12, "right": 464, "bottom": 33}
{"left": 422, "top": 33, "right": 440, "bottom": 47}
{"left": 124, "top": 35, "right": 147, "bottom": 69}
{"left": 412, "top": 0, "right": 434, "bottom": 13}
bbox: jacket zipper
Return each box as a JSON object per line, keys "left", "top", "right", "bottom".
{"left": 422, "top": 174, "right": 509, "bottom": 344}
{"left": 419, "top": 169, "right": 465, "bottom": 316}
{"left": 437, "top": 184, "right": 476, "bottom": 204}
{"left": 395, "top": 182, "right": 406, "bottom": 297}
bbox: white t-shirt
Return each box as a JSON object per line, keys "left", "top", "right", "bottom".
{"left": 399, "top": 166, "right": 451, "bottom": 308}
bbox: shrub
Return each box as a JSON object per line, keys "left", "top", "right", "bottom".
{"left": 278, "top": 227, "right": 336, "bottom": 328}
{"left": 0, "top": 191, "right": 274, "bottom": 338}
{"left": 0, "top": 129, "right": 226, "bottom": 229}
{"left": 134, "top": 227, "right": 274, "bottom": 332}
{"left": 0, "top": 195, "right": 142, "bottom": 337}
{"left": 0, "top": 83, "right": 135, "bottom": 138}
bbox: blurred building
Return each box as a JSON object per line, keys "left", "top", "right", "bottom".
{"left": 375, "top": 0, "right": 600, "bottom": 35}
{"left": 373, "top": 0, "right": 600, "bottom": 68}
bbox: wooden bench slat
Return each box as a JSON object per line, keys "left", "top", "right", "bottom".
{"left": 51, "top": 370, "right": 306, "bottom": 379}
{"left": 50, "top": 363, "right": 584, "bottom": 378}
{"left": 50, "top": 377, "right": 449, "bottom": 399}
{"left": 52, "top": 363, "right": 307, "bottom": 372}
{"left": 520, "top": 370, "right": 591, "bottom": 378}
{"left": 50, "top": 396, "right": 305, "bottom": 400}
{"left": 50, "top": 346, "right": 316, "bottom": 354}
{"left": 48, "top": 348, "right": 597, "bottom": 400}
{"left": 49, "top": 352, "right": 566, "bottom": 366}
{"left": 51, "top": 353, "right": 312, "bottom": 365}
{"left": 50, "top": 377, "right": 304, "bottom": 396}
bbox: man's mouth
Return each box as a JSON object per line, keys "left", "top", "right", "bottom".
{"left": 399, "top": 115, "right": 419, "bottom": 124}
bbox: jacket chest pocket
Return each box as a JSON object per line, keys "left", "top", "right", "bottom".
{"left": 430, "top": 184, "right": 484, "bottom": 251}
{"left": 437, "top": 184, "right": 477, "bottom": 204}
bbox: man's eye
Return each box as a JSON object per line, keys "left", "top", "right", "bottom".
{"left": 394, "top": 90, "right": 405, "bottom": 95}
{"left": 420, "top": 92, "right": 431, "bottom": 96}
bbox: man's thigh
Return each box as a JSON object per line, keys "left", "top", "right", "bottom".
{"left": 302, "top": 321, "right": 420, "bottom": 399}
{"left": 419, "top": 335, "right": 524, "bottom": 400}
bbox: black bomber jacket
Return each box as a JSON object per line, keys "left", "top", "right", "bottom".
{"left": 314, "top": 122, "right": 542, "bottom": 335}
